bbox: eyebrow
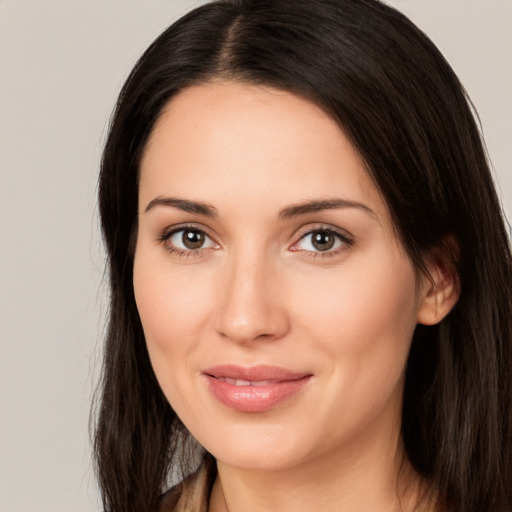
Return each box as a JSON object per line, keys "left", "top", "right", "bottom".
{"left": 278, "top": 199, "right": 376, "bottom": 220}
{"left": 145, "top": 196, "right": 218, "bottom": 217}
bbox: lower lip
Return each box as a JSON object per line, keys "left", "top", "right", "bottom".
{"left": 204, "top": 375, "right": 311, "bottom": 412}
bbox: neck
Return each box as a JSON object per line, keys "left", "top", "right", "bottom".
{"left": 209, "top": 433, "right": 429, "bottom": 512}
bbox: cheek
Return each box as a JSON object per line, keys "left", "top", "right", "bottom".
{"left": 133, "top": 250, "right": 220, "bottom": 429}
{"left": 291, "top": 249, "right": 420, "bottom": 384}
{"left": 285, "top": 252, "right": 420, "bottom": 445}
{"left": 133, "top": 247, "right": 215, "bottom": 378}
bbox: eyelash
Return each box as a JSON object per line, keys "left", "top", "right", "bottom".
{"left": 157, "top": 224, "right": 354, "bottom": 259}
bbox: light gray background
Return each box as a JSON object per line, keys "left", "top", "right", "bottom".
{"left": 0, "top": 1, "right": 510, "bottom": 511}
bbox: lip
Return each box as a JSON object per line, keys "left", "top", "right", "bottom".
{"left": 202, "top": 365, "right": 312, "bottom": 412}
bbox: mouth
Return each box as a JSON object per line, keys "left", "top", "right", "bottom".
{"left": 202, "top": 364, "right": 312, "bottom": 412}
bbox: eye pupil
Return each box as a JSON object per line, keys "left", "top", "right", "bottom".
{"left": 312, "top": 231, "right": 335, "bottom": 251}
{"left": 182, "top": 230, "right": 205, "bottom": 249}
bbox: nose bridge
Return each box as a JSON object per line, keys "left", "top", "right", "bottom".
{"left": 215, "top": 244, "right": 288, "bottom": 343}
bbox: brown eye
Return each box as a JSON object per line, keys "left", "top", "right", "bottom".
{"left": 182, "top": 230, "right": 205, "bottom": 249}
{"left": 165, "top": 228, "right": 217, "bottom": 253}
{"left": 292, "top": 228, "right": 351, "bottom": 255}
{"left": 311, "top": 230, "right": 336, "bottom": 251}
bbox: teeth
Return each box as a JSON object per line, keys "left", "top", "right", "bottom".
{"left": 252, "top": 380, "right": 272, "bottom": 386}
{"left": 219, "top": 377, "right": 273, "bottom": 386}
{"left": 234, "top": 379, "right": 251, "bottom": 386}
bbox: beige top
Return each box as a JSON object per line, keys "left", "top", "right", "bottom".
{"left": 158, "top": 459, "right": 214, "bottom": 512}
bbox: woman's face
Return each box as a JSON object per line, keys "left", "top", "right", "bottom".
{"left": 134, "top": 81, "right": 433, "bottom": 472}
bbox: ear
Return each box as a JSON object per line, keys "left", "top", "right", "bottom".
{"left": 417, "top": 236, "right": 461, "bottom": 326}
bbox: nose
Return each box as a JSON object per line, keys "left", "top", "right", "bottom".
{"left": 214, "top": 252, "right": 290, "bottom": 345}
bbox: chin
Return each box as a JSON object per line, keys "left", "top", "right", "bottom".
{"left": 213, "top": 446, "right": 304, "bottom": 472}
{"left": 194, "top": 420, "right": 313, "bottom": 472}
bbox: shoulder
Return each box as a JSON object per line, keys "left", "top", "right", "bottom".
{"left": 158, "top": 458, "right": 215, "bottom": 512}
{"left": 158, "top": 483, "right": 182, "bottom": 512}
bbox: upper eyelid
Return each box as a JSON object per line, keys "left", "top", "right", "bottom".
{"left": 293, "top": 223, "right": 354, "bottom": 241}
{"left": 158, "top": 222, "right": 217, "bottom": 240}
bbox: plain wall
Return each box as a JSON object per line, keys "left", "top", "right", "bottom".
{"left": 0, "top": 1, "right": 510, "bottom": 511}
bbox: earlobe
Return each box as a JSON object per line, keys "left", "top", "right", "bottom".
{"left": 417, "top": 238, "right": 461, "bottom": 326}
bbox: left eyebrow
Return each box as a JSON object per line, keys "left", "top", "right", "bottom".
{"left": 278, "top": 198, "right": 376, "bottom": 220}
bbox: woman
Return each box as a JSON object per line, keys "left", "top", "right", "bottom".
{"left": 93, "top": 1, "right": 512, "bottom": 511}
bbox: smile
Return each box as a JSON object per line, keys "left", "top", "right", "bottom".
{"left": 203, "top": 365, "right": 312, "bottom": 412}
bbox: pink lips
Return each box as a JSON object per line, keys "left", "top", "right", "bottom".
{"left": 203, "top": 364, "right": 312, "bottom": 412}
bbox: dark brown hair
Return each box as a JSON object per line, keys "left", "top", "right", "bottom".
{"left": 94, "top": 1, "right": 512, "bottom": 511}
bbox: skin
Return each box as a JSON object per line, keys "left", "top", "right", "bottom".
{"left": 133, "top": 81, "right": 457, "bottom": 512}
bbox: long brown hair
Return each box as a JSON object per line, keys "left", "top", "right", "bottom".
{"left": 94, "top": 1, "right": 512, "bottom": 510}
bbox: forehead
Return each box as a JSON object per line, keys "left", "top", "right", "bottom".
{"left": 139, "top": 81, "right": 388, "bottom": 224}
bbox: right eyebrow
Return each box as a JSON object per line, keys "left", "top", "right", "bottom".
{"left": 144, "top": 196, "right": 219, "bottom": 217}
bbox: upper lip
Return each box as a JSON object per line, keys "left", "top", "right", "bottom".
{"left": 203, "top": 364, "right": 311, "bottom": 382}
